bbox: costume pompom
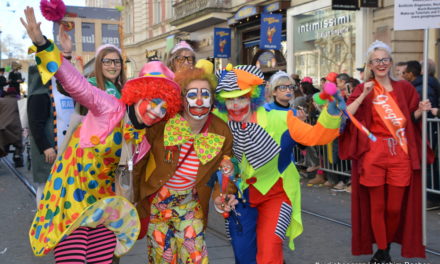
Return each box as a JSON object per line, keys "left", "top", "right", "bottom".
{"left": 40, "top": 0, "right": 66, "bottom": 22}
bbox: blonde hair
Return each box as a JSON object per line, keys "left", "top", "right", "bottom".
{"left": 364, "top": 41, "right": 397, "bottom": 82}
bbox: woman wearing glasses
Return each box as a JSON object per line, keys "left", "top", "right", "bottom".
{"left": 167, "top": 41, "right": 196, "bottom": 73}
{"left": 340, "top": 40, "right": 432, "bottom": 263}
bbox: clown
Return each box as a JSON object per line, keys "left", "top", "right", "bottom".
{"left": 21, "top": 7, "right": 181, "bottom": 263}
{"left": 214, "top": 64, "right": 344, "bottom": 264}
{"left": 133, "top": 65, "right": 237, "bottom": 264}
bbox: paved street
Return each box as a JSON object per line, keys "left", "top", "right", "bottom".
{"left": 1, "top": 155, "right": 439, "bottom": 264}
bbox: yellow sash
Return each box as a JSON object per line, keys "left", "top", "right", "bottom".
{"left": 372, "top": 80, "right": 408, "bottom": 154}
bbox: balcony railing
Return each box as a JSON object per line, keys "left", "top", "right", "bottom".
{"left": 173, "top": 0, "right": 231, "bottom": 21}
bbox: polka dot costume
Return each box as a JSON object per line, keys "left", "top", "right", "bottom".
{"left": 29, "top": 123, "right": 140, "bottom": 257}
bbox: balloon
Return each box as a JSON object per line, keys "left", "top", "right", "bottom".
{"left": 323, "top": 82, "right": 338, "bottom": 95}
{"left": 313, "top": 92, "right": 327, "bottom": 105}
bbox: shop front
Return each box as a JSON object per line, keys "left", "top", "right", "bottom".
{"left": 287, "top": 0, "right": 370, "bottom": 83}
{"left": 228, "top": 1, "right": 290, "bottom": 79}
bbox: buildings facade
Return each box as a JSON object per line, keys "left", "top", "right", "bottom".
{"left": 119, "top": 0, "right": 439, "bottom": 81}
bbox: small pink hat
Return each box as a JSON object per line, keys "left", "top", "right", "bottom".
{"left": 301, "top": 76, "right": 313, "bottom": 84}
{"left": 95, "top": 44, "right": 121, "bottom": 57}
{"left": 171, "top": 41, "right": 194, "bottom": 54}
{"left": 125, "top": 61, "right": 180, "bottom": 92}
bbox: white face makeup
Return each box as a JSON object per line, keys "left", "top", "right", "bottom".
{"left": 184, "top": 80, "right": 212, "bottom": 120}
{"left": 225, "top": 95, "right": 251, "bottom": 122}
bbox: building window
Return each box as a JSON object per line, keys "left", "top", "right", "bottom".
{"left": 124, "top": 2, "right": 133, "bottom": 34}
{"left": 154, "top": 1, "right": 162, "bottom": 24}
{"left": 166, "top": 0, "right": 174, "bottom": 19}
{"left": 293, "top": 7, "right": 356, "bottom": 81}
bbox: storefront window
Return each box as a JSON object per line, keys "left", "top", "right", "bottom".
{"left": 293, "top": 7, "right": 356, "bottom": 82}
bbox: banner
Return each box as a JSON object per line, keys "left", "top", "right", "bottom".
{"left": 260, "top": 13, "right": 282, "bottom": 50}
{"left": 332, "top": 0, "right": 359, "bottom": 10}
{"left": 214, "top": 28, "right": 231, "bottom": 58}
{"left": 53, "top": 6, "right": 121, "bottom": 52}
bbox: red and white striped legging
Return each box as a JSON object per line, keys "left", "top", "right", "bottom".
{"left": 54, "top": 224, "right": 116, "bottom": 264}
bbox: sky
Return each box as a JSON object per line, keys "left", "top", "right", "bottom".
{"left": 0, "top": 0, "right": 85, "bottom": 58}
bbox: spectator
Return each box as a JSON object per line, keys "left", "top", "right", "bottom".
{"left": 356, "top": 64, "right": 365, "bottom": 82}
{"left": 340, "top": 40, "right": 432, "bottom": 263}
{"left": 265, "top": 71, "right": 295, "bottom": 110}
{"left": 0, "top": 68, "right": 7, "bottom": 97}
{"left": 336, "top": 73, "right": 351, "bottom": 99}
{"left": 7, "top": 61, "right": 24, "bottom": 97}
{"left": 402, "top": 60, "right": 439, "bottom": 113}
{"left": 394, "top": 61, "right": 407, "bottom": 81}
{"left": 27, "top": 65, "right": 57, "bottom": 205}
{"left": 0, "top": 87, "right": 24, "bottom": 167}
{"left": 167, "top": 40, "right": 196, "bottom": 73}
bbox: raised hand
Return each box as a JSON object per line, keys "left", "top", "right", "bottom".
{"left": 20, "top": 6, "right": 46, "bottom": 46}
{"left": 59, "top": 25, "right": 73, "bottom": 54}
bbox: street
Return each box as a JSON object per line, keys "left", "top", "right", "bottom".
{"left": 1, "top": 155, "right": 439, "bottom": 264}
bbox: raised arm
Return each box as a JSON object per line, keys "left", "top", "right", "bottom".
{"left": 21, "top": 6, "right": 119, "bottom": 116}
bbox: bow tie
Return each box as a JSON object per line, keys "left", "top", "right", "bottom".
{"left": 123, "top": 122, "right": 146, "bottom": 145}
{"left": 164, "top": 114, "right": 225, "bottom": 164}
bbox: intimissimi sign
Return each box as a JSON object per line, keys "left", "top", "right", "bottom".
{"left": 298, "top": 14, "right": 351, "bottom": 34}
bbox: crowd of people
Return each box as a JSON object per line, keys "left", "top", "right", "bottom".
{"left": 0, "top": 5, "right": 439, "bottom": 264}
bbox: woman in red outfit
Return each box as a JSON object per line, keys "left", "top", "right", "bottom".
{"left": 339, "top": 40, "right": 431, "bottom": 263}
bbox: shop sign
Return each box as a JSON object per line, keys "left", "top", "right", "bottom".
{"left": 214, "top": 28, "right": 231, "bottom": 58}
{"left": 394, "top": 0, "right": 440, "bottom": 30}
{"left": 263, "top": 2, "right": 280, "bottom": 13}
{"left": 234, "top": 5, "right": 258, "bottom": 21}
{"left": 331, "top": 0, "right": 359, "bottom": 10}
{"left": 360, "top": 0, "right": 379, "bottom": 7}
{"left": 260, "top": 13, "right": 282, "bottom": 50}
{"left": 297, "top": 13, "right": 352, "bottom": 41}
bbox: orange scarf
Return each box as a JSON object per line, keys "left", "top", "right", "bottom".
{"left": 372, "top": 80, "right": 408, "bottom": 154}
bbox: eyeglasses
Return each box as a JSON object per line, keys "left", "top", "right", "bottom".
{"left": 370, "top": 58, "right": 392, "bottom": 66}
{"left": 101, "top": 58, "right": 122, "bottom": 66}
{"left": 275, "top": 85, "right": 295, "bottom": 91}
{"left": 175, "top": 56, "right": 195, "bottom": 64}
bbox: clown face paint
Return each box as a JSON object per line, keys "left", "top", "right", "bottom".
{"left": 184, "top": 80, "right": 212, "bottom": 120}
{"left": 135, "top": 98, "right": 167, "bottom": 126}
{"left": 225, "top": 95, "right": 251, "bottom": 122}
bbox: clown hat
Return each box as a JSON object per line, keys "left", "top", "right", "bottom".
{"left": 216, "top": 64, "right": 264, "bottom": 98}
{"left": 124, "top": 61, "right": 180, "bottom": 93}
{"left": 325, "top": 72, "right": 338, "bottom": 83}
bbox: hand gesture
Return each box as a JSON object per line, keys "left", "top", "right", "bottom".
{"left": 362, "top": 81, "right": 374, "bottom": 97}
{"left": 59, "top": 25, "right": 72, "bottom": 54}
{"left": 20, "top": 7, "right": 46, "bottom": 46}
{"left": 43, "top": 147, "right": 57, "bottom": 164}
{"left": 418, "top": 99, "right": 431, "bottom": 112}
{"left": 214, "top": 194, "right": 238, "bottom": 213}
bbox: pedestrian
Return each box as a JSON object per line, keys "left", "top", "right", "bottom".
{"left": 339, "top": 40, "right": 432, "bottom": 262}
{"left": 21, "top": 6, "right": 182, "bottom": 263}
{"left": 0, "top": 67, "right": 7, "bottom": 97}
{"left": 0, "top": 86, "right": 24, "bottom": 167}
{"left": 8, "top": 61, "right": 24, "bottom": 97}
{"left": 133, "top": 66, "right": 237, "bottom": 263}
{"left": 214, "top": 64, "right": 343, "bottom": 264}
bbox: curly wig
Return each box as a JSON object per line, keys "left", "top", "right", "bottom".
{"left": 121, "top": 78, "right": 182, "bottom": 121}
{"left": 174, "top": 68, "right": 217, "bottom": 98}
{"left": 215, "top": 84, "right": 265, "bottom": 113}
